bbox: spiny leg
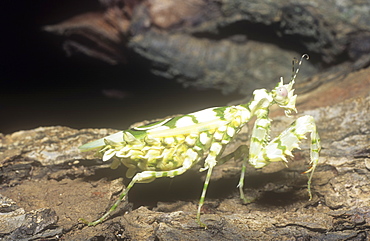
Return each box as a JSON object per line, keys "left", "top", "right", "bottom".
{"left": 238, "top": 114, "right": 272, "bottom": 203}
{"left": 80, "top": 160, "right": 194, "bottom": 226}
{"left": 219, "top": 114, "right": 273, "bottom": 204}
{"left": 248, "top": 115, "right": 321, "bottom": 200}
{"left": 302, "top": 118, "right": 320, "bottom": 200}
{"left": 272, "top": 115, "right": 320, "bottom": 200}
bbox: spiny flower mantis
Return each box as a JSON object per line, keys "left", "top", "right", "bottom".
{"left": 79, "top": 54, "right": 320, "bottom": 227}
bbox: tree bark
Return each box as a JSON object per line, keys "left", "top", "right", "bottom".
{"left": 44, "top": 0, "right": 370, "bottom": 94}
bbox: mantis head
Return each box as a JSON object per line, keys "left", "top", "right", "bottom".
{"left": 272, "top": 54, "right": 309, "bottom": 116}
{"left": 272, "top": 77, "right": 297, "bottom": 116}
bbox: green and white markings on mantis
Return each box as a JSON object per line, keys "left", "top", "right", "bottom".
{"left": 79, "top": 54, "right": 321, "bottom": 227}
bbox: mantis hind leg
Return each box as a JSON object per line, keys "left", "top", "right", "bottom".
{"left": 80, "top": 160, "right": 194, "bottom": 226}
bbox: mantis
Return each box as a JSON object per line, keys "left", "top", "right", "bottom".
{"left": 79, "top": 54, "right": 320, "bottom": 227}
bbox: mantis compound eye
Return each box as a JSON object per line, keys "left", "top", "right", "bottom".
{"left": 277, "top": 86, "right": 288, "bottom": 97}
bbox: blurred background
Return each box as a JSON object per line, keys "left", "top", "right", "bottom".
{"left": 1, "top": 0, "right": 241, "bottom": 134}
{"left": 3, "top": 0, "right": 368, "bottom": 135}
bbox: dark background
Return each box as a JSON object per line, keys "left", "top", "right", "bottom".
{"left": 1, "top": 1, "right": 240, "bottom": 134}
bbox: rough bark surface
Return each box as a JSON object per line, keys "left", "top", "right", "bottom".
{"left": 44, "top": 0, "right": 370, "bottom": 94}
{"left": 1, "top": 64, "right": 369, "bottom": 240}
